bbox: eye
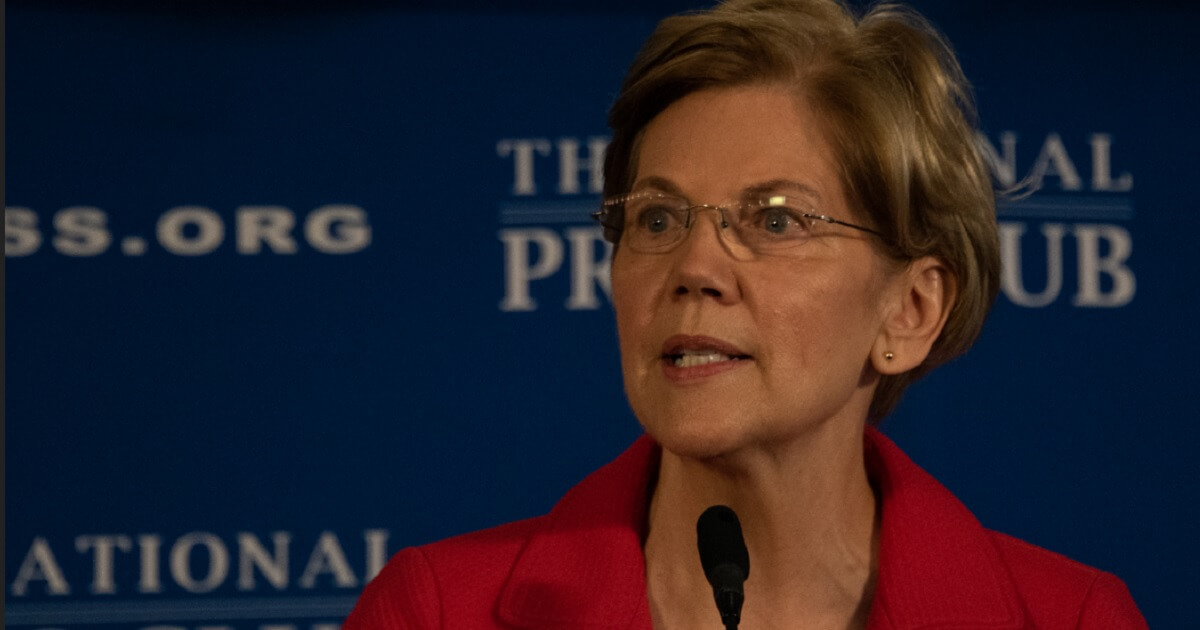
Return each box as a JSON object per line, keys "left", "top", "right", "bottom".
{"left": 640, "top": 206, "right": 673, "bottom": 233}
{"left": 752, "top": 205, "right": 812, "bottom": 237}
{"left": 630, "top": 201, "right": 684, "bottom": 234}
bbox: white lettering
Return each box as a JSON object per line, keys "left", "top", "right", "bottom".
{"left": 138, "top": 534, "right": 163, "bottom": 593}
{"left": 76, "top": 535, "right": 133, "bottom": 594}
{"left": 53, "top": 206, "right": 111, "bottom": 256}
{"left": 298, "top": 532, "right": 357, "bottom": 589}
{"left": 305, "top": 204, "right": 371, "bottom": 254}
{"left": 1028, "top": 133, "right": 1082, "bottom": 191}
{"left": 1073, "top": 224, "right": 1136, "bottom": 307}
{"left": 557, "top": 137, "right": 608, "bottom": 195}
{"left": 158, "top": 206, "right": 224, "bottom": 255}
{"left": 170, "top": 532, "right": 230, "bottom": 593}
{"left": 999, "top": 222, "right": 1066, "bottom": 308}
{"left": 364, "top": 529, "right": 389, "bottom": 582}
{"left": 497, "top": 138, "right": 551, "bottom": 195}
{"left": 10, "top": 537, "right": 70, "bottom": 596}
{"left": 238, "top": 531, "right": 291, "bottom": 591}
{"left": 564, "top": 226, "right": 613, "bottom": 310}
{"left": 237, "top": 207, "right": 298, "bottom": 254}
{"left": 5, "top": 207, "right": 42, "bottom": 256}
{"left": 498, "top": 228, "right": 565, "bottom": 311}
{"left": 1089, "top": 134, "right": 1133, "bottom": 192}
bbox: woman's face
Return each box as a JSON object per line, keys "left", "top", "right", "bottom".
{"left": 611, "top": 85, "right": 900, "bottom": 458}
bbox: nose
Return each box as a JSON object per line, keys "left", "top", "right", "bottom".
{"left": 671, "top": 206, "right": 741, "bottom": 302}
{"left": 684, "top": 205, "right": 729, "bottom": 231}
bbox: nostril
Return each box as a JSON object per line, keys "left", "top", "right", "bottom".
{"left": 674, "top": 285, "right": 723, "bottom": 297}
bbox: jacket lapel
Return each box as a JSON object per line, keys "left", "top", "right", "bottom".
{"left": 498, "top": 437, "right": 658, "bottom": 629}
{"left": 865, "top": 429, "right": 1027, "bottom": 629}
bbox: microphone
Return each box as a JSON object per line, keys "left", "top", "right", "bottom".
{"left": 697, "top": 505, "right": 750, "bottom": 630}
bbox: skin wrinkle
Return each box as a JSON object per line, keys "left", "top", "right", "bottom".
{"left": 614, "top": 84, "right": 922, "bottom": 629}
{"left": 616, "top": 85, "right": 896, "bottom": 456}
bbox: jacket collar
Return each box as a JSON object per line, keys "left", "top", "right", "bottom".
{"left": 498, "top": 430, "right": 1027, "bottom": 629}
{"left": 865, "top": 429, "right": 1026, "bottom": 629}
{"left": 497, "top": 436, "right": 658, "bottom": 629}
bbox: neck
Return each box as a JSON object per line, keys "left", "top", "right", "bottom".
{"left": 643, "top": 422, "right": 879, "bottom": 629}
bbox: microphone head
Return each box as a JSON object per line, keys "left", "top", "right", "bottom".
{"left": 696, "top": 505, "right": 750, "bottom": 583}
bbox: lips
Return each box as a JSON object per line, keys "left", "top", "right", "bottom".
{"left": 661, "top": 335, "right": 751, "bottom": 368}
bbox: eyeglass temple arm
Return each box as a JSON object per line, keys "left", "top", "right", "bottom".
{"left": 805, "top": 213, "right": 886, "bottom": 238}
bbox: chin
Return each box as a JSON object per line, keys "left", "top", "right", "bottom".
{"left": 638, "top": 407, "right": 760, "bottom": 461}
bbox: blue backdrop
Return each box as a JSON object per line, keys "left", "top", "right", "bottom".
{"left": 7, "top": 1, "right": 1197, "bottom": 627}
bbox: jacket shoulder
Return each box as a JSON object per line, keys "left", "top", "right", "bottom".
{"left": 344, "top": 517, "right": 543, "bottom": 629}
{"left": 987, "top": 531, "right": 1147, "bottom": 629}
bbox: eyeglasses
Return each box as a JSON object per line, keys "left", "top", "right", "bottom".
{"left": 591, "top": 191, "right": 888, "bottom": 255}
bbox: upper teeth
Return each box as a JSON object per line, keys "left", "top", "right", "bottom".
{"left": 674, "top": 352, "right": 732, "bottom": 367}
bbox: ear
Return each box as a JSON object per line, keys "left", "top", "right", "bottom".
{"left": 871, "top": 257, "right": 957, "bottom": 375}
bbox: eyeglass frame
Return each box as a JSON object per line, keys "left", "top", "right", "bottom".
{"left": 591, "top": 190, "right": 890, "bottom": 254}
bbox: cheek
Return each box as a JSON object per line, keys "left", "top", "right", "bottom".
{"left": 752, "top": 271, "right": 883, "bottom": 367}
{"left": 610, "top": 255, "right": 657, "bottom": 359}
{"left": 610, "top": 256, "right": 634, "bottom": 328}
{"left": 611, "top": 253, "right": 660, "bottom": 316}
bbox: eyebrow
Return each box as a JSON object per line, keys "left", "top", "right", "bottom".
{"left": 629, "top": 176, "right": 686, "bottom": 197}
{"left": 743, "top": 179, "right": 823, "bottom": 203}
{"left": 630, "top": 176, "right": 823, "bottom": 204}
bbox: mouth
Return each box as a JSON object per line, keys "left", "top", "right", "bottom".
{"left": 661, "top": 335, "right": 752, "bottom": 368}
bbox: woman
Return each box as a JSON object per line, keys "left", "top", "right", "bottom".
{"left": 347, "top": 0, "right": 1147, "bottom": 627}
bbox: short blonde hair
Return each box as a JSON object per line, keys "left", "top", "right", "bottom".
{"left": 604, "top": 0, "right": 1000, "bottom": 421}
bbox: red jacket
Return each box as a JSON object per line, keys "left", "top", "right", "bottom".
{"left": 345, "top": 429, "right": 1147, "bottom": 629}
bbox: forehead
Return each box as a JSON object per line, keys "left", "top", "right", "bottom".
{"left": 633, "top": 84, "right": 845, "bottom": 207}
